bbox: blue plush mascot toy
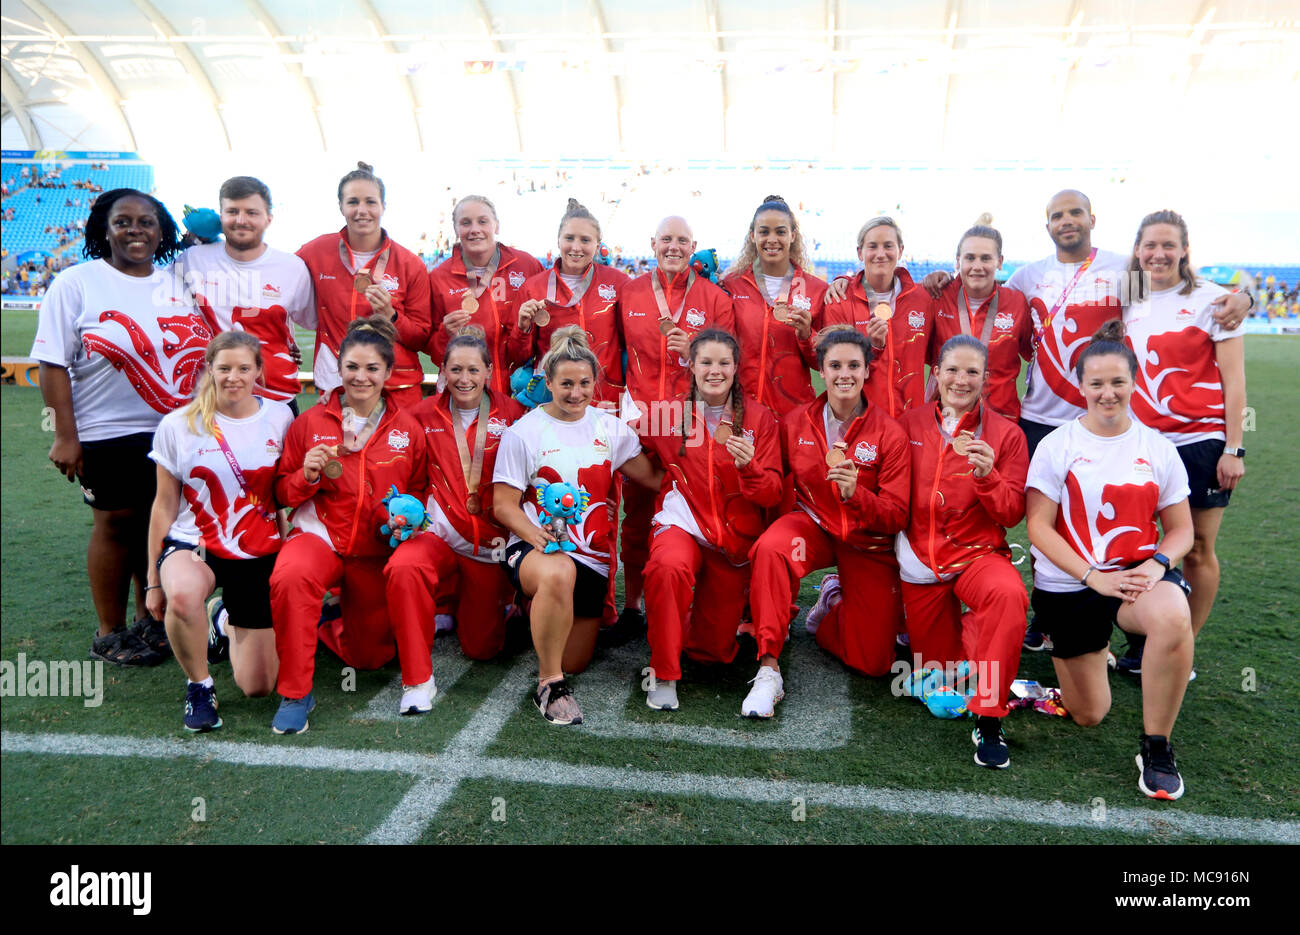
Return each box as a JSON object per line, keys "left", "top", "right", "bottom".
{"left": 689, "top": 248, "right": 721, "bottom": 285}
{"left": 182, "top": 205, "right": 222, "bottom": 243}
{"left": 380, "top": 485, "right": 429, "bottom": 548}
{"left": 536, "top": 481, "right": 589, "bottom": 553}
{"left": 510, "top": 363, "right": 552, "bottom": 409}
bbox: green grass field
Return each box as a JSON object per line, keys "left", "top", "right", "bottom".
{"left": 2, "top": 324, "right": 1297, "bottom": 845}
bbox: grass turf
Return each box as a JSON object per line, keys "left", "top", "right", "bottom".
{"left": 1, "top": 336, "right": 1297, "bottom": 843}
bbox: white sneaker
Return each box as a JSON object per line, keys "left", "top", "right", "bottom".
{"left": 805, "top": 573, "right": 842, "bottom": 635}
{"left": 741, "top": 666, "right": 784, "bottom": 718}
{"left": 434, "top": 614, "right": 456, "bottom": 633}
{"left": 646, "top": 679, "right": 679, "bottom": 711}
{"left": 399, "top": 677, "right": 437, "bottom": 715}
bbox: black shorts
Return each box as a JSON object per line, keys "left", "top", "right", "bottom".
{"left": 1018, "top": 417, "right": 1057, "bottom": 462}
{"left": 1177, "top": 438, "right": 1232, "bottom": 509}
{"left": 157, "top": 537, "right": 278, "bottom": 630}
{"left": 1032, "top": 567, "right": 1191, "bottom": 659}
{"left": 502, "top": 540, "right": 608, "bottom": 619}
{"left": 78, "top": 432, "right": 156, "bottom": 511}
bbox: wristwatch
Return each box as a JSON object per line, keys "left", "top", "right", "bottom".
{"left": 1152, "top": 552, "right": 1172, "bottom": 571}
{"left": 1224, "top": 446, "right": 1246, "bottom": 458}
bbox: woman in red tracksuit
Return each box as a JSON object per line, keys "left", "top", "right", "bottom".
{"left": 640, "top": 328, "right": 783, "bottom": 712}
{"left": 746, "top": 328, "right": 911, "bottom": 719}
{"left": 823, "top": 216, "right": 932, "bottom": 420}
{"left": 507, "top": 199, "right": 629, "bottom": 406}
{"left": 384, "top": 330, "right": 525, "bottom": 715}
{"left": 296, "top": 162, "right": 432, "bottom": 410}
{"left": 428, "top": 194, "right": 543, "bottom": 393}
{"left": 269, "top": 315, "right": 427, "bottom": 734}
{"left": 897, "top": 334, "right": 1030, "bottom": 770}
{"left": 926, "top": 225, "right": 1034, "bottom": 421}
{"left": 721, "top": 195, "right": 828, "bottom": 420}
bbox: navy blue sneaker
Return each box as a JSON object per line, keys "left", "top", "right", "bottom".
{"left": 1136, "top": 734, "right": 1185, "bottom": 800}
{"left": 972, "top": 716, "right": 1010, "bottom": 769}
{"left": 1117, "top": 633, "right": 1145, "bottom": 676}
{"left": 205, "top": 596, "right": 230, "bottom": 665}
{"left": 1022, "top": 617, "right": 1052, "bottom": 652}
{"left": 184, "top": 682, "right": 222, "bottom": 732}
{"left": 272, "top": 692, "right": 316, "bottom": 735}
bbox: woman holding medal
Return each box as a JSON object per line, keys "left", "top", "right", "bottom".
{"left": 507, "top": 199, "right": 629, "bottom": 406}
{"left": 268, "top": 315, "right": 428, "bottom": 734}
{"left": 639, "top": 329, "right": 783, "bottom": 711}
{"left": 297, "top": 162, "right": 432, "bottom": 410}
{"left": 146, "top": 332, "right": 293, "bottom": 731}
{"left": 493, "top": 327, "right": 664, "bottom": 726}
{"left": 895, "top": 335, "right": 1030, "bottom": 769}
{"left": 384, "top": 329, "right": 526, "bottom": 714}
{"left": 745, "top": 328, "right": 911, "bottom": 718}
{"left": 926, "top": 225, "right": 1034, "bottom": 421}
{"left": 722, "top": 195, "right": 828, "bottom": 420}
{"left": 429, "top": 195, "right": 543, "bottom": 393}
{"left": 823, "top": 217, "right": 932, "bottom": 419}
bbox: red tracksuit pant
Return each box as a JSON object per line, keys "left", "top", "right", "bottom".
{"left": 900, "top": 551, "right": 1028, "bottom": 717}
{"left": 270, "top": 534, "right": 396, "bottom": 699}
{"left": 385, "top": 532, "right": 513, "bottom": 682}
{"left": 749, "top": 511, "right": 902, "bottom": 676}
{"left": 644, "top": 525, "right": 749, "bottom": 681}
{"left": 620, "top": 476, "right": 655, "bottom": 609}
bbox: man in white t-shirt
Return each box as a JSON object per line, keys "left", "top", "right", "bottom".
{"left": 178, "top": 177, "right": 316, "bottom": 413}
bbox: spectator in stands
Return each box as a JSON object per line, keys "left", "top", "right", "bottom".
{"left": 32, "top": 188, "right": 203, "bottom": 667}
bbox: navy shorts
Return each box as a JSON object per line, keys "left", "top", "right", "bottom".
{"left": 1177, "top": 438, "right": 1233, "bottom": 509}
{"left": 1032, "top": 567, "right": 1191, "bottom": 659}
{"left": 503, "top": 540, "right": 608, "bottom": 619}
{"left": 157, "top": 537, "right": 278, "bottom": 630}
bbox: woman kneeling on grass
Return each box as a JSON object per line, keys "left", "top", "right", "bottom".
{"left": 146, "top": 331, "right": 293, "bottom": 731}
{"left": 640, "top": 328, "right": 783, "bottom": 711}
{"left": 493, "top": 326, "right": 663, "bottom": 725}
{"left": 1025, "top": 320, "right": 1195, "bottom": 800}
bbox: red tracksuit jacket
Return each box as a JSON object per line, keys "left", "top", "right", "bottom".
{"left": 505, "top": 263, "right": 630, "bottom": 402}
{"left": 297, "top": 230, "right": 432, "bottom": 399}
{"left": 275, "top": 389, "right": 428, "bottom": 559}
{"left": 823, "top": 267, "right": 932, "bottom": 419}
{"left": 927, "top": 280, "right": 1034, "bottom": 421}
{"left": 781, "top": 393, "right": 911, "bottom": 553}
{"left": 405, "top": 387, "right": 525, "bottom": 559}
{"left": 428, "top": 244, "right": 543, "bottom": 391}
{"left": 641, "top": 394, "right": 784, "bottom": 565}
{"left": 723, "top": 264, "right": 828, "bottom": 419}
{"left": 899, "top": 402, "right": 1029, "bottom": 579}
{"left": 621, "top": 268, "right": 734, "bottom": 412}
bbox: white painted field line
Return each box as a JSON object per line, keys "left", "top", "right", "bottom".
{"left": 5, "top": 729, "right": 1298, "bottom": 843}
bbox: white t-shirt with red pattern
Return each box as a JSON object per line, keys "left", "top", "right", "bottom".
{"left": 1007, "top": 250, "right": 1129, "bottom": 427}
{"left": 178, "top": 243, "right": 316, "bottom": 402}
{"left": 1124, "top": 280, "right": 1242, "bottom": 447}
{"left": 494, "top": 406, "right": 641, "bottom": 576}
{"left": 31, "top": 259, "right": 211, "bottom": 441}
{"left": 1026, "top": 418, "right": 1189, "bottom": 593}
{"left": 150, "top": 398, "right": 294, "bottom": 560}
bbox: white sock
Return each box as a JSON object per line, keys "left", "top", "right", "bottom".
{"left": 189, "top": 676, "right": 214, "bottom": 689}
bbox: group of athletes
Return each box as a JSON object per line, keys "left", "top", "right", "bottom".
{"left": 31, "top": 162, "right": 1251, "bottom": 802}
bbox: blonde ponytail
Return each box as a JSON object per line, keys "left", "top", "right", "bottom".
{"left": 540, "top": 324, "right": 600, "bottom": 381}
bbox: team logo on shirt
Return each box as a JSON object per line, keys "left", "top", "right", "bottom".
{"left": 685, "top": 308, "right": 705, "bottom": 328}
{"left": 792, "top": 294, "right": 812, "bottom": 312}
{"left": 994, "top": 311, "right": 1015, "bottom": 331}
{"left": 854, "top": 441, "right": 878, "bottom": 464}
{"left": 797, "top": 437, "right": 815, "bottom": 447}
{"left": 388, "top": 429, "right": 410, "bottom": 451}
{"left": 1176, "top": 307, "right": 1195, "bottom": 321}
{"left": 263, "top": 283, "right": 281, "bottom": 297}
{"left": 598, "top": 283, "right": 617, "bottom": 301}
{"left": 487, "top": 417, "right": 508, "bottom": 437}
{"left": 908, "top": 310, "right": 925, "bottom": 330}
{"left": 743, "top": 428, "right": 755, "bottom": 443}
{"left": 381, "top": 274, "right": 400, "bottom": 293}
{"left": 313, "top": 434, "right": 339, "bottom": 444}
{"left": 509, "top": 270, "right": 526, "bottom": 289}
{"left": 592, "top": 437, "right": 609, "bottom": 451}
{"left": 1133, "top": 457, "right": 1154, "bottom": 475}
{"left": 266, "top": 438, "right": 281, "bottom": 454}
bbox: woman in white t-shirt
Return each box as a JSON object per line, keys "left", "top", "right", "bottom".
{"left": 145, "top": 331, "right": 293, "bottom": 731}
{"left": 32, "top": 188, "right": 207, "bottom": 668}
{"left": 1025, "top": 321, "right": 1196, "bottom": 801}
{"left": 493, "top": 326, "right": 663, "bottom": 726}
{"left": 1119, "top": 210, "right": 1246, "bottom": 671}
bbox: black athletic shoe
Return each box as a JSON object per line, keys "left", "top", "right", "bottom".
{"left": 205, "top": 597, "right": 230, "bottom": 665}
{"left": 1023, "top": 616, "right": 1052, "bottom": 652}
{"left": 972, "top": 716, "right": 1010, "bottom": 769}
{"left": 598, "top": 607, "right": 646, "bottom": 648}
{"left": 1116, "top": 632, "right": 1145, "bottom": 676}
{"left": 1136, "top": 734, "right": 1185, "bottom": 800}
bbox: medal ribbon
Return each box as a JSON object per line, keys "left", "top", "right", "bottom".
{"left": 751, "top": 258, "right": 794, "bottom": 310}
{"left": 341, "top": 401, "right": 385, "bottom": 452}
{"left": 211, "top": 422, "right": 275, "bottom": 521}
{"left": 959, "top": 287, "right": 1000, "bottom": 348}
{"left": 452, "top": 393, "right": 492, "bottom": 504}
{"left": 650, "top": 267, "right": 698, "bottom": 325}
{"left": 338, "top": 233, "right": 391, "bottom": 332}
{"left": 1037, "top": 247, "right": 1098, "bottom": 339}
{"left": 862, "top": 270, "right": 899, "bottom": 417}
{"left": 546, "top": 263, "right": 596, "bottom": 309}
{"left": 464, "top": 245, "right": 502, "bottom": 299}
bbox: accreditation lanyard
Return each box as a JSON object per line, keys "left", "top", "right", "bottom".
{"left": 1038, "top": 247, "right": 1098, "bottom": 338}
{"left": 452, "top": 394, "right": 492, "bottom": 508}
{"left": 959, "top": 287, "right": 1000, "bottom": 347}
{"left": 339, "top": 234, "right": 391, "bottom": 325}
{"left": 211, "top": 421, "right": 275, "bottom": 521}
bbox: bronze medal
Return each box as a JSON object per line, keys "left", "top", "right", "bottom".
{"left": 952, "top": 431, "right": 974, "bottom": 456}
{"left": 323, "top": 459, "right": 343, "bottom": 479}
{"left": 872, "top": 302, "right": 893, "bottom": 321}
{"left": 354, "top": 271, "right": 372, "bottom": 294}
{"left": 773, "top": 302, "right": 790, "bottom": 323}
{"left": 461, "top": 292, "right": 479, "bottom": 314}
{"left": 825, "top": 442, "right": 848, "bottom": 467}
{"left": 713, "top": 420, "right": 733, "bottom": 444}
{"left": 532, "top": 305, "right": 551, "bottom": 327}
{"left": 466, "top": 492, "right": 482, "bottom": 515}
{"left": 658, "top": 316, "right": 675, "bottom": 336}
